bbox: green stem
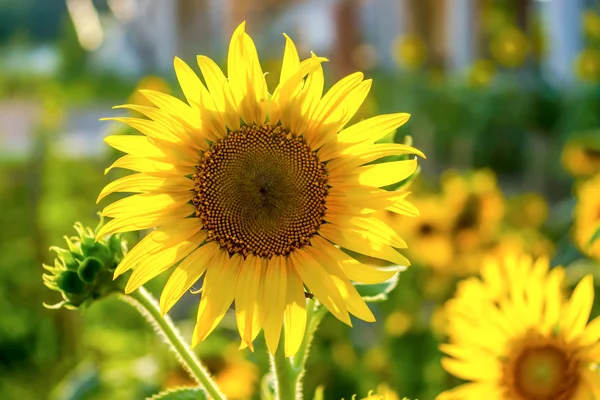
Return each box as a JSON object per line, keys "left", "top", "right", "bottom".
{"left": 121, "top": 287, "right": 226, "bottom": 400}
{"left": 271, "top": 301, "right": 327, "bottom": 399}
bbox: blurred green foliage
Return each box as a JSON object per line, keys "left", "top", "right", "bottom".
{"left": 2, "top": 5, "right": 600, "bottom": 400}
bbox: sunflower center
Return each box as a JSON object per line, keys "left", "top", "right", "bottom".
{"left": 192, "top": 124, "right": 328, "bottom": 258}
{"left": 505, "top": 340, "right": 580, "bottom": 400}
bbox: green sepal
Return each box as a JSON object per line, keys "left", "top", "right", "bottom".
{"left": 78, "top": 257, "right": 103, "bottom": 283}
{"left": 148, "top": 387, "right": 208, "bottom": 400}
{"left": 56, "top": 270, "right": 87, "bottom": 295}
{"left": 353, "top": 269, "right": 402, "bottom": 302}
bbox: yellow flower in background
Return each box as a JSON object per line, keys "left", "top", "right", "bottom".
{"left": 574, "top": 174, "right": 600, "bottom": 260}
{"left": 490, "top": 229, "right": 554, "bottom": 261}
{"left": 98, "top": 22, "right": 423, "bottom": 356}
{"left": 442, "top": 169, "right": 505, "bottom": 252}
{"left": 562, "top": 139, "right": 600, "bottom": 177}
{"left": 440, "top": 254, "right": 600, "bottom": 400}
{"left": 574, "top": 48, "right": 600, "bottom": 82}
{"left": 384, "top": 310, "right": 412, "bottom": 337}
{"left": 583, "top": 10, "right": 600, "bottom": 40}
{"left": 214, "top": 357, "right": 259, "bottom": 399}
{"left": 468, "top": 59, "right": 496, "bottom": 88}
{"left": 401, "top": 196, "right": 453, "bottom": 270}
{"left": 391, "top": 34, "right": 427, "bottom": 70}
{"left": 490, "top": 27, "right": 529, "bottom": 68}
{"left": 361, "top": 384, "right": 401, "bottom": 400}
{"left": 506, "top": 193, "right": 548, "bottom": 229}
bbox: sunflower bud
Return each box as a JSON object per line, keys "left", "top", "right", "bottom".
{"left": 43, "top": 219, "right": 127, "bottom": 310}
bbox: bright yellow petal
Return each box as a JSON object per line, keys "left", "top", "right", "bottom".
{"left": 235, "top": 255, "right": 263, "bottom": 351}
{"left": 283, "top": 264, "right": 307, "bottom": 357}
{"left": 111, "top": 218, "right": 203, "bottom": 277}
{"left": 354, "top": 159, "right": 418, "bottom": 188}
{"left": 290, "top": 249, "right": 351, "bottom": 326}
{"left": 279, "top": 33, "right": 300, "bottom": 84}
{"left": 318, "top": 224, "right": 410, "bottom": 266}
{"left": 159, "top": 240, "right": 219, "bottom": 315}
{"left": 562, "top": 274, "right": 594, "bottom": 341}
{"left": 96, "top": 204, "right": 196, "bottom": 238}
{"left": 125, "top": 231, "right": 206, "bottom": 293}
{"left": 97, "top": 173, "right": 194, "bottom": 203}
{"left": 337, "top": 113, "right": 411, "bottom": 145}
{"left": 303, "top": 246, "right": 374, "bottom": 322}
{"left": 262, "top": 256, "right": 288, "bottom": 354}
{"left": 101, "top": 192, "right": 192, "bottom": 218}
{"left": 196, "top": 55, "right": 239, "bottom": 132}
{"left": 310, "top": 235, "right": 401, "bottom": 284}
{"left": 173, "top": 56, "right": 203, "bottom": 107}
{"left": 191, "top": 251, "right": 239, "bottom": 346}
{"left": 104, "top": 154, "right": 194, "bottom": 175}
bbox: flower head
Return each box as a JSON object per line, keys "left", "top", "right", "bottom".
{"left": 98, "top": 23, "right": 423, "bottom": 356}
{"left": 491, "top": 27, "right": 529, "bottom": 68}
{"left": 574, "top": 173, "right": 600, "bottom": 261}
{"left": 439, "top": 253, "right": 600, "bottom": 399}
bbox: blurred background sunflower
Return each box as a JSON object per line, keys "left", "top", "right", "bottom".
{"left": 3, "top": 1, "right": 600, "bottom": 399}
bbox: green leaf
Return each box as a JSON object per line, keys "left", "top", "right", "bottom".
{"left": 588, "top": 225, "right": 600, "bottom": 248}
{"left": 148, "top": 387, "right": 207, "bottom": 400}
{"left": 353, "top": 268, "right": 403, "bottom": 302}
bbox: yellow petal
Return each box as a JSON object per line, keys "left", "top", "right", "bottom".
{"left": 235, "top": 255, "right": 264, "bottom": 351}
{"left": 97, "top": 173, "right": 194, "bottom": 203}
{"left": 304, "top": 72, "right": 364, "bottom": 149}
{"left": 326, "top": 143, "right": 425, "bottom": 172}
{"left": 159, "top": 241, "right": 219, "bottom": 315}
{"left": 139, "top": 89, "right": 201, "bottom": 130}
{"left": 310, "top": 235, "right": 400, "bottom": 284}
{"left": 262, "top": 256, "right": 288, "bottom": 354}
{"left": 561, "top": 274, "right": 594, "bottom": 340}
{"left": 356, "top": 159, "right": 418, "bottom": 188}
{"left": 386, "top": 198, "right": 420, "bottom": 217}
{"left": 125, "top": 231, "right": 206, "bottom": 293}
{"left": 111, "top": 217, "right": 203, "bottom": 277}
{"left": 578, "top": 315, "right": 600, "bottom": 347}
{"left": 191, "top": 251, "right": 239, "bottom": 346}
{"left": 323, "top": 215, "right": 407, "bottom": 249}
{"left": 173, "top": 56, "right": 203, "bottom": 107}
{"left": 96, "top": 204, "right": 196, "bottom": 238}
{"left": 103, "top": 116, "right": 184, "bottom": 144}
{"left": 101, "top": 192, "right": 192, "bottom": 218}
{"left": 290, "top": 249, "right": 351, "bottom": 326}
{"left": 104, "top": 154, "right": 194, "bottom": 175}
{"left": 318, "top": 224, "right": 410, "bottom": 266}
{"left": 303, "top": 245, "right": 374, "bottom": 322}
{"left": 196, "top": 55, "right": 239, "bottom": 131}
{"left": 283, "top": 264, "right": 307, "bottom": 357}
{"left": 337, "top": 113, "right": 411, "bottom": 144}
{"left": 279, "top": 33, "right": 300, "bottom": 84}
{"left": 541, "top": 267, "right": 565, "bottom": 334}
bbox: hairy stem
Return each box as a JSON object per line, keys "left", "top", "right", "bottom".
{"left": 271, "top": 301, "right": 327, "bottom": 399}
{"left": 120, "top": 287, "right": 226, "bottom": 400}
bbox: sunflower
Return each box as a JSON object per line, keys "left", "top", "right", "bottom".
{"left": 490, "top": 27, "right": 529, "bottom": 69}
{"left": 561, "top": 138, "right": 600, "bottom": 178}
{"left": 401, "top": 195, "right": 454, "bottom": 271}
{"left": 438, "top": 253, "right": 600, "bottom": 399}
{"left": 97, "top": 22, "right": 423, "bottom": 356}
{"left": 574, "top": 173, "right": 600, "bottom": 261}
{"left": 442, "top": 169, "right": 504, "bottom": 252}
